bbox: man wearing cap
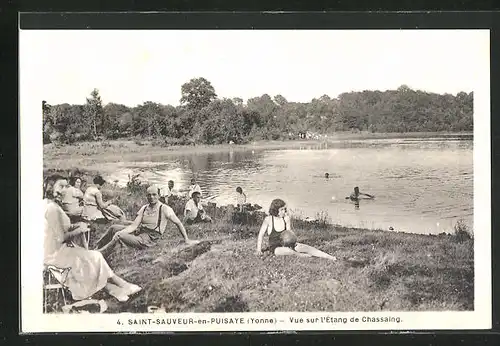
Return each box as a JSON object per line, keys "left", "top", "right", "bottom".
{"left": 96, "top": 185, "right": 199, "bottom": 256}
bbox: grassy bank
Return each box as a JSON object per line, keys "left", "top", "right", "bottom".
{"left": 44, "top": 168, "right": 474, "bottom": 313}
{"left": 43, "top": 131, "right": 472, "bottom": 173}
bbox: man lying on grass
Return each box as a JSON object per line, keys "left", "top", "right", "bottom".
{"left": 95, "top": 185, "right": 200, "bottom": 256}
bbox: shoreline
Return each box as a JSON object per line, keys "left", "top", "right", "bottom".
{"left": 44, "top": 131, "right": 472, "bottom": 173}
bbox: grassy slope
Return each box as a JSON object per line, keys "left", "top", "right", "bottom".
{"left": 45, "top": 168, "right": 474, "bottom": 313}
{"left": 100, "top": 221, "right": 473, "bottom": 313}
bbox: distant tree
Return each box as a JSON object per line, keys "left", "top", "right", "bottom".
{"left": 83, "top": 88, "right": 104, "bottom": 139}
{"left": 274, "top": 94, "right": 288, "bottom": 106}
{"left": 103, "top": 103, "right": 130, "bottom": 139}
{"left": 232, "top": 97, "right": 244, "bottom": 107}
{"left": 43, "top": 84, "right": 473, "bottom": 145}
{"left": 180, "top": 77, "right": 217, "bottom": 110}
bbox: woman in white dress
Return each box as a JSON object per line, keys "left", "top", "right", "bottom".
{"left": 82, "top": 175, "right": 126, "bottom": 222}
{"left": 43, "top": 174, "right": 141, "bottom": 302}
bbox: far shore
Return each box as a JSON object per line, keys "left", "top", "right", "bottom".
{"left": 44, "top": 131, "right": 472, "bottom": 173}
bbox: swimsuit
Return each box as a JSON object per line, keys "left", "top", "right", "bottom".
{"left": 268, "top": 216, "right": 296, "bottom": 252}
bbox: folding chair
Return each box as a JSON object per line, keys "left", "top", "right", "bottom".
{"left": 43, "top": 265, "right": 71, "bottom": 313}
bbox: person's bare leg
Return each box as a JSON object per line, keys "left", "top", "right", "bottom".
{"left": 96, "top": 236, "right": 120, "bottom": 255}
{"left": 108, "top": 274, "right": 142, "bottom": 295}
{"left": 95, "top": 224, "right": 126, "bottom": 249}
{"left": 274, "top": 247, "right": 311, "bottom": 257}
{"left": 294, "top": 243, "right": 337, "bottom": 260}
{"left": 109, "top": 274, "right": 130, "bottom": 288}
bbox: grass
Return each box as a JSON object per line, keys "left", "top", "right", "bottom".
{"left": 44, "top": 168, "right": 474, "bottom": 313}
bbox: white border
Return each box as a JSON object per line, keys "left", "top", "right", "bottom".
{"left": 20, "top": 29, "right": 491, "bottom": 333}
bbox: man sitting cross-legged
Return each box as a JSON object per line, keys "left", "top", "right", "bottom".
{"left": 95, "top": 185, "right": 199, "bottom": 256}
{"left": 184, "top": 191, "right": 213, "bottom": 225}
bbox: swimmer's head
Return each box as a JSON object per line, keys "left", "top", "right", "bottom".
{"left": 325, "top": 173, "right": 329, "bottom": 178}
{"left": 236, "top": 186, "right": 243, "bottom": 194}
{"left": 354, "top": 186, "right": 360, "bottom": 194}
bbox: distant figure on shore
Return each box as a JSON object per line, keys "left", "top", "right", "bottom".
{"left": 184, "top": 191, "right": 212, "bottom": 225}
{"left": 96, "top": 185, "right": 199, "bottom": 256}
{"left": 61, "top": 176, "right": 84, "bottom": 222}
{"left": 82, "top": 175, "right": 126, "bottom": 222}
{"left": 347, "top": 186, "right": 375, "bottom": 201}
{"left": 235, "top": 186, "right": 248, "bottom": 212}
{"left": 160, "top": 180, "right": 179, "bottom": 204}
{"left": 187, "top": 178, "right": 202, "bottom": 199}
{"left": 256, "top": 198, "right": 337, "bottom": 260}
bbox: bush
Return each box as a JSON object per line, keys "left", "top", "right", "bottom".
{"left": 452, "top": 220, "right": 473, "bottom": 243}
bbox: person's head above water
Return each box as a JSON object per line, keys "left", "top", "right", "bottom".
{"left": 354, "top": 186, "right": 360, "bottom": 195}
{"left": 269, "top": 198, "right": 287, "bottom": 217}
{"left": 168, "top": 180, "right": 174, "bottom": 189}
{"left": 236, "top": 186, "right": 243, "bottom": 194}
{"left": 325, "top": 173, "right": 329, "bottom": 178}
{"left": 191, "top": 178, "right": 196, "bottom": 185}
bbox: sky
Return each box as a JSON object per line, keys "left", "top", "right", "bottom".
{"left": 20, "top": 29, "right": 489, "bottom": 107}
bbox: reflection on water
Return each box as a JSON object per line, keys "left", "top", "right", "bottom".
{"left": 107, "top": 138, "right": 473, "bottom": 235}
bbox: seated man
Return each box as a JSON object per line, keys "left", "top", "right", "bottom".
{"left": 184, "top": 191, "right": 212, "bottom": 225}
{"left": 159, "top": 180, "right": 179, "bottom": 205}
{"left": 96, "top": 185, "right": 199, "bottom": 256}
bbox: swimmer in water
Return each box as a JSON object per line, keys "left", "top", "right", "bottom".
{"left": 324, "top": 173, "right": 329, "bottom": 179}
{"left": 346, "top": 186, "right": 374, "bottom": 200}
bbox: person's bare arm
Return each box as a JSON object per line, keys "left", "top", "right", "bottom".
{"left": 183, "top": 203, "right": 193, "bottom": 222}
{"left": 165, "top": 207, "right": 197, "bottom": 244}
{"left": 118, "top": 214, "right": 142, "bottom": 234}
{"left": 95, "top": 190, "right": 112, "bottom": 209}
{"left": 256, "top": 217, "right": 269, "bottom": 254}
{"left": 63, "top": 222, "right": 89, "bottom": 242}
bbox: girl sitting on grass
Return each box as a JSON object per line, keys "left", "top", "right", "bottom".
{"left": 256, "top": 198, "right": 337, "bottom": 260}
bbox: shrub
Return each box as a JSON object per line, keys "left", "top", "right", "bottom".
{"left": 452, "top": 220, "right": 473, "bottom": 243}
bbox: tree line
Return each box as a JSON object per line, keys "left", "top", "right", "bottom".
{"left": 42, "top": 77, "right": 473, "bottom": 145}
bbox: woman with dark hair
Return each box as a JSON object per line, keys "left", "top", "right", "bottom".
{"left": 61, "top": 176, "right": 84, "bottom": 221}
{"left": 43, "top": 174, "right": 141, "bottom": 302}
{"left": 256, "top": 198, "right": 337, "bottom": 260}
{"left": 82, "top": 175, "right": 126, "bottom": 222}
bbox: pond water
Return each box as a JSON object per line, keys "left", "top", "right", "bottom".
{"left": 106, "top": 137, "right": 473, "bottom": 235}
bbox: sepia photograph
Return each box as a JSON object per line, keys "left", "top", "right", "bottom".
{"left": 20, "top": 26, "right": 491, "bottom": 332}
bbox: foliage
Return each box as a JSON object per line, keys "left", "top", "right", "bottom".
{"left": 43, "top": 79, "right": 473, "bottom": 145}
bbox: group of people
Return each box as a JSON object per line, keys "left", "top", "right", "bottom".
{"left": 44, "top": 174, "right": 143, "bottom": 303}
{"left": 43, "top": 172, "right": 344, "bottom": 308}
